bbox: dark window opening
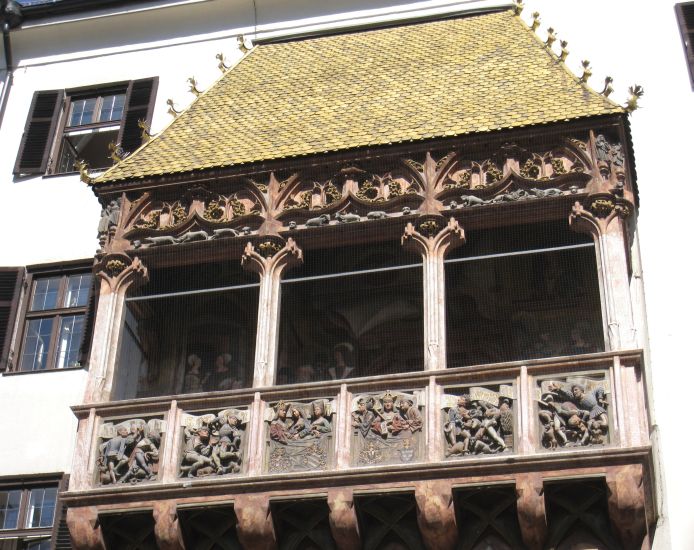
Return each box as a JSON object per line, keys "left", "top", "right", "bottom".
{"left": 100, "top": 512, "right": 156, "bottom": 550}
{"left": 356, "top": 493, "right": 424, "bottom": 550}
{"left": 445, "top": 221, "right": 603, "bottom": 368}
{"left": 178, "top": 506, "right": 242, "bottom": 550}
{"left": 278, "top": 239, "right": 423, "bottom": 384}
{"left": 272, "top": 499, "right": 336, "bottom": 550}
{"left": 676, "top": 2, "right": 694, "bottom": 89}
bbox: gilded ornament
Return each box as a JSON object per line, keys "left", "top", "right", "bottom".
{"left": 418, "top": 219, "right": 440, "bottom": 237}
{"left": 387, "top": 178, "right": 403, "bottom": 197}
{"left": 203, "top": 199, "right": 226, "bottom": 222}
{"left": 550, "top": 157, "right": 566, "bottom": 175}
{"left": 590, "top": 198, "right": 615, "bottom": 217}
{"left": 520, "top": 159, "right": 540, "bottom": 179}
{"left": 625, "top": 85, "right": 644, "bottom": 113}
{"left": 258, "top": 240, "right": 282, "bottom": 258}
{"left": 485, "top": 163, "right": 503, "bottom": 184}
{"left": 579, "top": 60, "right": 592, "bottom": 84}
{"left": 284, "top": 190, "right": 312, "bottom": 210}
{"left": 324, "top": 182, "right": 342, "bottom": 204}
{"left": 530, "top": 12, "right": 541, "bottom": 31}
{"left": 105, "top": 259, "right": 127, "bottom": 277}
{"left": 356, "top": 180, "right": 380, "bottom": 202}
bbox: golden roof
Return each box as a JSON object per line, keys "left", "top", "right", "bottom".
{"left": 95, "top": 9, "right": 622, "bottom": 185}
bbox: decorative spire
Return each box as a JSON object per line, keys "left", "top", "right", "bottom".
{"left": 187, "top": 77, "right": 202, "bottom": 97}
{"left": 237, "top": 35, "right": 252, "bottom": 54}
{"left": 601, "top": 76, "right": 614, "bottom": 97}
{"left": 74, "top": 159, "right": 92, "bottom": 184}
{"left": 559, "top": 40, "right": 569, "bottom": 61}
{"left": 530, "top": 12, "right": 541, "bottom": 31}
{"left": 513, "top": 1, "right": 524, "bottom": 15}
{"left": 138, "top": 119, "right": 152, "bottom": 143}
{"left": 166, "top": 98, "right": 181, "bottom": 118}
{"left": 579, "top": 60, "right": 592, "bottom": 83}
{"left": 108, "top": 141, "right": 125, "bottom": 163}
{"left": 545, "top": 27, "right": 557, "bottom": 48}
{"left": 625, "top": 85, "right": 644, "bottom": 113}
{"left": 216, "top": 52, "right": 231, "bottom": 73}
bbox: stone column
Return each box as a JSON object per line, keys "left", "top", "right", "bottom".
{"left": 83, "top": 253, "right": 148, "bottom": 403}
{"left": 414, "top": 479, "right": 458, "bottom": 550}
{"left": 515, "top": 473, "right": 547, "bottom": 550}
{"left": 235, "top": 493, "right": 277, "bottom": 550}
{"left": 327, "top": 488, "right": 361, "bottom": 550}
{"left": 153, "top": 500, "right": 185, "bottom": 550}
{"left": 606, "top": 464, "right": 649, "bottom": 550}
{"left": 401, "top": 216, "right": 465, "bottom": 371}
{"left": 242, "top": 238, "right": 303, "bottom": 387}
{"left": 67, "top": 506, "right": 106, "bottom": 550}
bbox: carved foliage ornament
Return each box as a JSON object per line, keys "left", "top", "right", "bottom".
{"left": 351, "top": 390, "right": 424, "bottom": 466}
{"left": 441, "top": 385, "right": 514, "bottom": 458}
{"left": 180, "top": 408, "right": 249, "bottom": 478}
{"left": 96, "top": 418, "right": 165, "bottom": 485}
{"left": 265, "top": 399, "right": 335, "bottom": 473}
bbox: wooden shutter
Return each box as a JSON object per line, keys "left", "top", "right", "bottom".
{"left": 0, "top": 268, "right": 23, "bottom": 371}
{"left": 118, "top": 77, "right": 159, "bottom": 154}
{"left": 51, "top": 475, "right": 73, "bottom": 550}
{"left": 14, "top": 90, "right": 65, "bottom": 175}
{"left": 677, "top": 3, "right": 694, "bottom": 89}
{"left": 78, "top": 276, "right": 99, "bottom": 368}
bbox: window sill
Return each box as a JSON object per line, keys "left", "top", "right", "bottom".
{"left": 2, "top": 365, "right": 87, "bottom": 377}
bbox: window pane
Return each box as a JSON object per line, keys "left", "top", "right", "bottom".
{"left": 30, "top": 278, "right": 60, "bottom": 311}
{"left": 64, "top": 274, "right": 92, "bottom": 308}
{"left": 26, "top": 487, "right": 57, "bottom": 529}
{"left": 0, "top": 490, "right": 22, "bottom": 530}
{"left": 20, "top": 319, "right": 54, "bottom": 371}
{"left": 98, "top": 94, "right": 125, "bottom": 122}
{"left": 56, "top": 315, "right": 85, "bottom": 369}
{"left": 68, "top": 97, "right": 97, "bottom": 126}
{"left": 24, "top": 540, "right": 51, "bottom": 550}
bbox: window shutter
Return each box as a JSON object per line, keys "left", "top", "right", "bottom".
{"left": 13, "top": 90, "right": 65, "bottom": 175}
{"left": 51, "top": 475, "right": 73, "bottom": 550}
{"left": 0, "top": 268, "right": 24, "bottom": 371}
{"left": 118, "top": 77, "right": 159, "bottom": 155}
{"left": 677, "top": 3, "right": 694, "bottom": 89}
{"left": 78, "top": 276, "right": 99, "bottom": 368}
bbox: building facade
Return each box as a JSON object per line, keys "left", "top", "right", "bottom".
{"left": 0, "top": 0, "right": 692, "bottom": 549}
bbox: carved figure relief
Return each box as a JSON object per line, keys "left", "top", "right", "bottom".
{"left": 180, "top": 408, "right": 249, "bottom": 478}
{"left": 537, "top": 376, "right": 610, "bottom": 449}
{"left": 441, "top": 385, "right": 514, "bottom": 458}
{"left": 96, "top": 418, "right": 165, "bottom": 485}
{"left": 351, "top": 390, "right": 424, "bottom": 466}
{"left": 265, "top": 399, "right": 335, "bottom": 473}
{"left": 97, "top": 198, "right": 121, "bottom": 251}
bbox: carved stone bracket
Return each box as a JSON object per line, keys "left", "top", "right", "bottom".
{"left": 94, "top": 253, "right": 149, "bottom": 294}
{"left": 414, "top": 480, "right": 458, "bottom": 550}
{"left": 606, "top": 464, "right": 648, "bottom": 550}
{"left": 569, "top": 194, "right": 633, "bottom": 237}
{"left": 241, "top": 237, "right": 303, "bottom": 277}
{"left": 401, "top": 216, "right": 465, "bottom": 258}
{"left": 327, "top": 488, "right": 361, "bottom": 550}
{"left": 234, "top": 494, "right": 277, "bottom": 550}
{"left": 515, "top": 473, "right": 548, "bottom": 550}
{"left": 67, "top": 506, "right": 106, "bottom": 550}
{"left": 153, "top": 501, "right": 185, "bottom": 550}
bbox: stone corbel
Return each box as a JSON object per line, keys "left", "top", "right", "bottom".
{"left": 234, "top": 494, "right": 277, "bottom": 550}
{"left": 414, "top": 480, "right": 458, "bottom": 550}
{"left": 67, "top": 506, "right": 106, "bottom": 550}
{"left": 569, "top": 194, "right": 633, "bottom": 238}
{"left": 327, "top": 488, "right": 361, "bottom": 550}
{"left": 515, "top": 473, "right": 547, "bottom": 550}
{"left": 402, "top": 216, "right": 465, "bottom": 371}
{"left": 153, "top": 501, "right": 185, "bottom": 550}
{"left": 606, "top": 465, "right": 648, "bottom": 550}
{"left": 242, "top": 237, "right": 303, "bottom": 387}
{"left": 94, "top": 253, "right": 149, "bottom": 295}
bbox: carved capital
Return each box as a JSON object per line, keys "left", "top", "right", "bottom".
{"left": 241, "top": 237, "right": 303, "bottom": 277}
{"left": 414, "top": 480, "right": 458, "bottom": 550}
{"left": 515, "top": 473, "right": 547, "bottom": 550}
{"left": 569, "top": 194, "right": 633, "bottom": 237}
{"left": 402, "top": 216, "right": 465, "bottom": 258}
{"left": 327, "top": 488, "right": 361, "bottom": 550}
{"left": 234, "top": 494, "right": 277, "bottom": 550}
{"left": 153, "top": 501, "right": 184, "bottom": 550}
{"left": 606, "top": 465, "right": 648, "bottom": 550}
{"left": 67, "top": 506, "right": 106, "bottom": 550}
{"left": 94, "top": 253, "right": 148, "bottom": 294}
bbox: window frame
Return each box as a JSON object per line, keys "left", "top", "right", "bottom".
{"left": 12, "top": 261, "right": 94, "bottom": 374}
{"left": 0, "top": 479, "right": 59, "bottom": 546}
{"left": 676, "top": 2, "right": 694, "bottom": 90}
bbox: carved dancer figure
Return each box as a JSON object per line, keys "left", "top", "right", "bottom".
{"left": 181, "top": 426, "right": 215, "bottom": 477}
{"left": 101, "top": 426, "right": 134, "bottom": 484}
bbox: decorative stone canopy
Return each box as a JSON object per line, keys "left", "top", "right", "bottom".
{"left": 93, "top": 9, "right": 623, "bottom": 185}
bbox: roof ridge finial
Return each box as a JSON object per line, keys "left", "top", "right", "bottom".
{"left": 138, "top": 119, "right": 152, "bottom": 143}
{"left": 166, "top": 98, "right": 182, "bottom": 118}
{"left": 579, "top": 60, "right": 592, "bottom": 84}
{"left": 559, "top": 40, "right": 569, "bottom": 62}
{"left": 530, "top": 12, "right": 541, "bottom": 32}
{"left": 600, "top": 76, "right": 614, "bottom": 97}
{"left": 625, "top": 85, "right": 644, "bottom": 113}
{"left": 513, "top": 1, "right": 524, "bottom": 15}
{"left": 187, "top": 77, "right": 203, "bottom": 97}
{"left": 216, "top": 52, "right": 231, "bottom": 73}
{"left": 108, "top": 141, "right": 126, "bottom": 163}
{"left": 74, "top": 159, "right": 92, "bottom": 184}
{"left": 545, "top": 27, "right": 557, "bottom": 48}
{"left": 237, "top": 35, "right": 252, "bottom": 54}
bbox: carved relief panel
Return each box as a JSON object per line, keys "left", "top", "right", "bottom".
{"left": 96, "top": 418, "right": 165, "bottom": 486}
{"left": 441, "top": 385, "right": 515, "bottom": 459}
{"left": 180, "top": 408, "right": 249, "bottom": 478}
{"left": 351, "top": 390, "right": 424, "bottom": 466}
{"left": 265, "top": 399, "right": 335, "bottom": 473}
{"left": 537, "top": 375, "right": 610, "bottom": 450}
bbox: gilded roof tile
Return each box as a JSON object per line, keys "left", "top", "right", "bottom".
{"left": 95, "top": 10, "right": 622, "bottom": 184}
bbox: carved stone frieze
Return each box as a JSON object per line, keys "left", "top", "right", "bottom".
{"left": 96, "top": 418, "right": 165, "bottom": 485}
{"left": 180, "top": 408, "right": 249, "bottom": 478}
{"left": 537, "top": 375, "right": 610, "bottom": 450}
{"left": 441, "top": 385, "right": 514, "bottom": 458}
{"left": 265, "top": 399, "right": 335, "bottom": 473}
{"left": 351, "top": 390, "right": 424, "bottom": 466}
